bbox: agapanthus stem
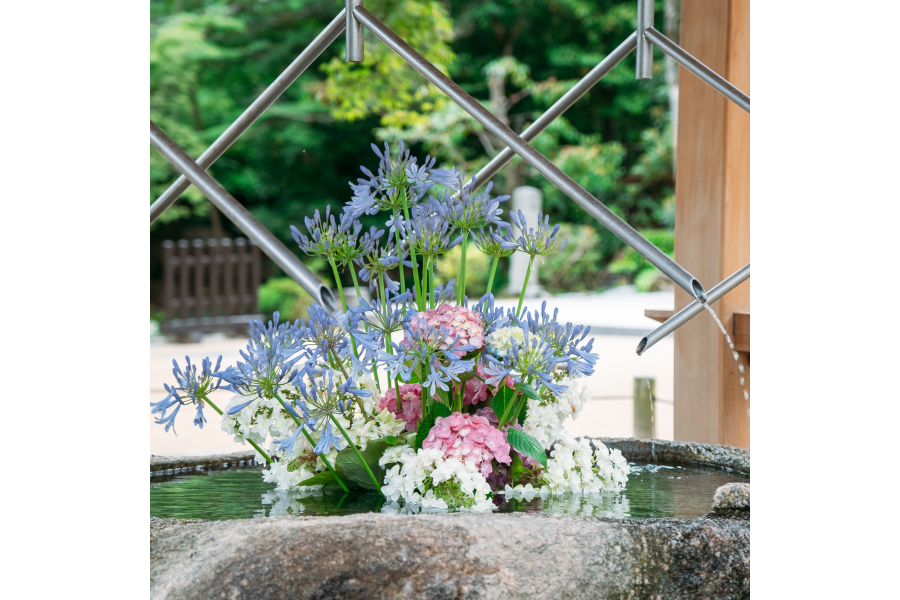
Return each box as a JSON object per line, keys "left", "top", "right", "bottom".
{"left": 330, "top": 415, "right": 383, "bottom": 494}
{"left": 485, "top": 256, "right": 499, "bottom": 296}
{"left": 516, "top": 255, "right": 535, "bottom": 317}
{"left": 401, "top": 201, "right": 423, "bottom": 311}
{"left": 428, "top": 258, "right": 435, "bottom": 309}
{"left": 349, "top": 267, "right": 381, "bottom": 393}
{"left": 457, "top": 233, "right": 468, "bottom": 304}
{"left": 498, "top": 383, "right": 524, "bottom": 427}
{"left": 327, "top": 349, "right": 370, "bottom": 421}
{"left": 204, "top": 397, "right": 273, "bottom": 464}
{"left": 392, "top": 206, "right": 407, "bottom": 294}
{"left": 274, "top": 394, "right": 348, "bottom": 493}
{"left": 329, "top": 257, "right": 349, "bottom": 312}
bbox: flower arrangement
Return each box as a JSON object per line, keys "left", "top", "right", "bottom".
{"left": 152, "top": 142, "right": 630, "bottom": 512}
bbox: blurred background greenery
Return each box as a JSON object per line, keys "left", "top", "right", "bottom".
{"left": 151, "top": 0, "right": 680, "bottom": 320}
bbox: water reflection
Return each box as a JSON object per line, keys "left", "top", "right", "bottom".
{"left": 150, "top": 462, "right": 748, "bottom": 521}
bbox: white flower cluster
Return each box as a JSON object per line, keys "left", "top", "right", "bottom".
{"left": 259, "top": 486, "right": 324, "bottom": 517}
{"left": 542, "top": 433, "right": 630, "bottom": 494}
{"left": 222, "top": 376, "right": 406, "bottom": 491}
{"left": 522, "top": 377, "right": 591, "bottom": 449}
{"left": 380, "top": 445, "right": 495, "bottom": 512}
{"left": 485, "top": 326, "right": 525, "bottom": 357}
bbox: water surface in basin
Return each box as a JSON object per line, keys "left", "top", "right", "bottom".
{"left": 150, "top": 462, "right": 748, "bottom": 521}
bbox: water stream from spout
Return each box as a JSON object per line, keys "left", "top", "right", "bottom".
{"left": 702, "top": 303, "right": 750, "bottom": 408}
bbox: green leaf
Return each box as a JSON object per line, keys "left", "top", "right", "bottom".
{"left": 507, "top": 428, "right": 547, "bottom": 468}
{"left": 490, "top": 383, "right": 518, "bottom": 425}
{"left": 383, "top": 436, "right": 401, "bottom": 446}
{"left": 414, "top": 402, "right": 452, "bottom": 450}
{"left": 335, "top": 439, "right": 390, "bottom": 490}
{"left": 517, "top": 400, "right": 528, "bottom": 426}
{"left": 520, "top": 382, "right": 542, "bottom": 401}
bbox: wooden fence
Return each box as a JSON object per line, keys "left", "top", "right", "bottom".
{"left": 161, "top": 238, "right": 263, "bottom": 337}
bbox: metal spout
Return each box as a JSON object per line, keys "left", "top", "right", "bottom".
{"left": 637, "top": 263, "right": 749, "bottom": 355}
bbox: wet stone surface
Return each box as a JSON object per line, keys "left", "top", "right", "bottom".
{"left": 712, "top": 483, "right": 751, "bottom": 511}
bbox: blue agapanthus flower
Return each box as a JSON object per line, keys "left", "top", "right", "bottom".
{"left": 215, "top": 313, "right": 306, "bottom": 410}
{"left": 381, "top": 319, "right": 477, "bottom": 396}
{"left": 151, "top": 355, "right": 223, "bottom": 434}
{"left": 430, "top": 173, "right": 509, "bottom": 231}
{"left": 314, "top": 421, "right": 343, "bottom": 455}
{"left": 509, "top": 210, "right": 568, "bottom": 257}
{"left": 523, "top": 301, "right": 599, "bottom": 379}
{"left": 400, "top": 201, "right": 462, "bottom": 258}
{"left": 345, "top": 141, "right": 457, "bottom": 218}
{"left": 473, "top": 224, "right": 518, "bottom": 259}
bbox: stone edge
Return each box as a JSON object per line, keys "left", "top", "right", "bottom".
{"left": 151, "top": 451, "right": 257, "bottom": 478}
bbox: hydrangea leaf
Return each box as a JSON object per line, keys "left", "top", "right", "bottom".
{"left": 519, "top": 382, "right": 542, "bottom": 402}
{"left": 335, "top": 439, "right": 390, "bottom": 490}
{"left": 490, "top": 383, "right": 518, "bottom": 425}
{"left": 414, "top": 402, "right": 452, "bottom": 450}
{"left": 507, "top": 429, "right": 548, "bottom": 468}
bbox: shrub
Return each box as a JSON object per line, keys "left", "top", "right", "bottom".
{"left": 607, "top": 229, "right": 675, "bottom": 292}
{"left": 257, "top": 277, "right": 318, "bottom": 322}
{"left": 538, "top": 223, "right": 604, "bottom": 293}
{"left": 436, "top": 243, "right": 490, "bottom": 298}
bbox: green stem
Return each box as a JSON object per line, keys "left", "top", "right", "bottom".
{"left": 274, "top": 393, "right": 348, "bottom": 492}
{"left": 350, "top": 267, "right": 381, "bottom": 393}
{"left": 486, "top": 256, "right": 499, "bottom": 296}
{"left": 457, "top": 233, "right": 468, "bottom": 304}
{"left": 392, "top": 206, "right": 406, "bottom": 294}
{"left": 428, "top": 257, "right": 435, "bottom": 309}
{"left": 329, "top": 257, "right": 348, "bottom": 312}
{"left": 330, "top": 415, "right": 383, "bottom": 494}
{"left": 516, "top": 255, "right": 535, "bottom": 317}
{"left": 498, "top": 383, "right": 524, "bottom": 427}
{"left": 204, "top": 397, "right": 272, "bottom": 464}
{"left": 402, "top": 202, "right": 423, "bottom": 310}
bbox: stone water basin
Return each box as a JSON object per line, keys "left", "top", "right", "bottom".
{"left": 150, "top": 438, "right": 750, "bottom": 599}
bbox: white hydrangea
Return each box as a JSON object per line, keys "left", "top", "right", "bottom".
{"left": 522, "top": 378, "right": 591, "bottom": 450}
{"left": 380, "top": 445, "right": 495, "bottom": 512}
{"left": 542, "top": 433, "right": 630, "bottom": 494}
{"left": 486, "top": 326, "right": 525, "bottom": 357}
{"left": 262, "top": 460, "right": 317, "bottom": 491}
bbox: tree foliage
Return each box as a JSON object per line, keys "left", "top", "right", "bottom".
{"left": 149, "top": 0, "right": 676, "bottom": 299}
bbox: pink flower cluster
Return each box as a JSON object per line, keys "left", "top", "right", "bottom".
{"left": 423, "top": 412, "right": 512, "bottom": 477}
{"left": 463, "top": 362, "right": 516, "bottom": 405}
{"left": 378, "top": 384, "right": 423, "bottom": 432}
{"left": 404, "top": 303, "right": 485, "bottom": 357}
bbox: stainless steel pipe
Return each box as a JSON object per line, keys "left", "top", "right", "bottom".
{"left": 470, "top": 33, "right": 637, "bottom": 190}
{"left": 354, "top": 6, "right": 707, "bottom": 302}
{"left": 150, "top": 10, "right": 346, "bottom": 224}
{"left": 150, "top": 121, "right": 336, "bottom": 311}
{"left": 637, "top": 263, "right": 750, "bottom": 355}
{"left": 636, "top": 0, "right": 654, "bottom": 79}
{"left": 346, "top": 1, "right": 364, "bottom": 62}
{"left": 644, "top": 27, "right": 749, "bottom": 113}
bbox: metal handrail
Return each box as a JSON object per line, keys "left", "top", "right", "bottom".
{"left": 644, "top": 27, "right": 750, "bottom": 113}
{"left": 149, "top": 10, "right": 346, "bottom": 224}
{"left": 150, "top": 3, "right": 753, "bottom": 338}
{"left": 150, "top": 121, "right": 336, "bottom": 311}
{"left": 353, "top": 5, "right": 707, "bottom": 303}
{"left": 470, "top": 33, "right": 637, "bottom": 191}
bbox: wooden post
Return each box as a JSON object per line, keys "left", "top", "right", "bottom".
{"left": 673, "top": 0, "right": 750, "bottom": 448}
{"left": 633, "top": 377, "right": 656, "bottom": 439}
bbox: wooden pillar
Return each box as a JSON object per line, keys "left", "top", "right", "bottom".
{"left": 673, "top": 0, "right": 750, "bottom": 448}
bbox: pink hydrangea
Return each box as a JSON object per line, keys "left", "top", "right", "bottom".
{"left": 464, "top": 361, "right": 516, "bottom": 405}
{"left": 422, "top": 412, "right": 512, "bottom": 477}
{"left": 404, "top": 303, "right": 485, "bottom": 357}
{"left": 377, "top": 384, "right": 423, "bottom": 432}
